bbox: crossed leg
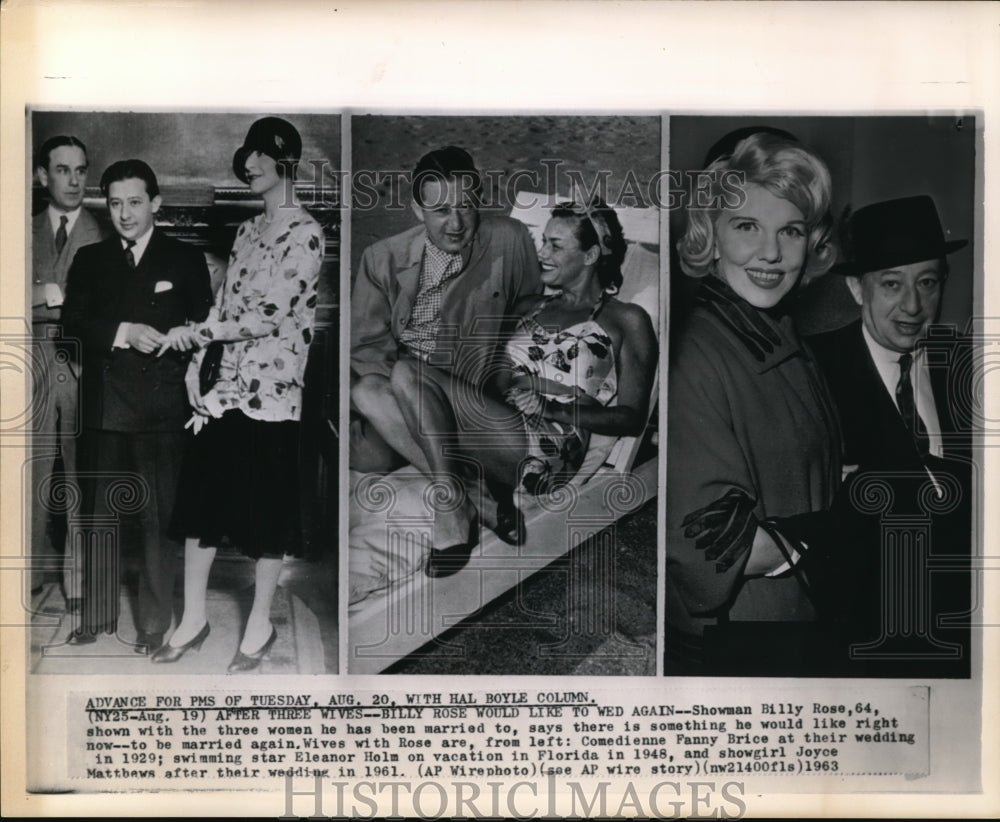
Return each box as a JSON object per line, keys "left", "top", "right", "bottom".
{"left": 388, "top": 358, "right": 528, "bottom": 548}
{"left": 350, "top": 372, "right": 430, "bottom": 474}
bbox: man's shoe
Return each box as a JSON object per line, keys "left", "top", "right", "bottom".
{"left": 134, "top": 631, "right": 165, "bottom": 655}
{"left": 494, "top": 495, "right": 526, "bottom": 546}
{"left": 425, "top": 516, "right": 480, "bottom": 579}
{"left": 67, "top": 630, "right": 97, "bottom": 646}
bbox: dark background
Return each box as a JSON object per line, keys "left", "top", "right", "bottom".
{"left": 31, "top": 111, "right": 340, "bottom": 192}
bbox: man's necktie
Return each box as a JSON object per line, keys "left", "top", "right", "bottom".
{"left": 124, "top": 239, "right": 137, "bottom": 270}
{"left": 55, "top": 215, "right": 68, "bottom": 255}
{"left": 896, "top": 352, "right": 930, "bottom": 458}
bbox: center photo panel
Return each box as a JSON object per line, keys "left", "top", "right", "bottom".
{"left": 346, "top": 114, "right": 663, "bottom": 675}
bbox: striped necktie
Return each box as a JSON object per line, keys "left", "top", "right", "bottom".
{"left": 55, "top": 215, "right": 68, "bottom": 255}
{"left": 124, "top": 239, "right": 137, "bottom": 270}
{"left": 896, "top": 352, "right": 930, "bottom": 458}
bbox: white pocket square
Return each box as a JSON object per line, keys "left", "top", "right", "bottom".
{"left": 154, "top": 281, "right": 173, "bottom": 293}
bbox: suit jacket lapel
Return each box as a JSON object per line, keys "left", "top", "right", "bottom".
{"left": 850, "top": 323, "right": 896, "bottom": 418}
{"left": 394, "top": 230, "right": 425, "bottom": 322}
{"left": 65, "top": 209, "right": 96, "bottom": 260}
{"left": 129, "top": 229, "right": 166, "bottom": 300}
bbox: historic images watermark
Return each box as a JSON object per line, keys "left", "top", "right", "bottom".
{"left": 293, "top": 158, "right": 747, "bottom": 213}
{"left": 278, "top": 774, "right": 748, "bottom": 819}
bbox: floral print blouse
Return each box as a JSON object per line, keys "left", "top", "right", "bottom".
{"left": 188, "top": 206, "right": 323, "bottom": 422}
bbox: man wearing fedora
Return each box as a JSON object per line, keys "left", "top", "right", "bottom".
{"left": 62, "top": 159, "right": 212, "bottom": 652}
{"left": 808, "top": 194, "right": 973, "bottom": 675}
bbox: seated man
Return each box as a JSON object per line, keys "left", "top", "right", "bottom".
{"left": 351, "top": 146, "right": 541, "bottom": 474}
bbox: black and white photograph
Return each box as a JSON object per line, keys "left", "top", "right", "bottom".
{"left": 347, "top": 115, "right": 662, "bottom": 675}
{"left": 23, "top": 111, "right": 341, "bottom": 677}
{"left": 2, "top": 1, "right": 998, "bottom": 818}
{"left": 665, "top": 115, "right": 978, "bottom": 678}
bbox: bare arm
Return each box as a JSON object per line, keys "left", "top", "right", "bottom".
{"left": 528, "top": 302, "right": 656, "bottom": 437}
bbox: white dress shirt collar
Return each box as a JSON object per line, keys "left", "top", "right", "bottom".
{"left": 120, "top": 225, "right": 155, "bottom": 266}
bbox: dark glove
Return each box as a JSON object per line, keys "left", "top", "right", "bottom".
{"left": 681, "top": 488, "right": 758, "bottom": 572}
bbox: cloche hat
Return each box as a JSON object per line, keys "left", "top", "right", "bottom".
{"left": 233, "top": 117, "right": 302, "bottom": 184}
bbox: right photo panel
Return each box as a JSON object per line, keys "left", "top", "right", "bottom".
{"left": 665, "top": 114, "right": 978, "bottom": 678}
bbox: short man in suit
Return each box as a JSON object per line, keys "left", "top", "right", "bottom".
{"left": 809, "top": 195, "right": 972, "bottom": 675}
{"left": 62, "top": 159, "right": 213, "bottom": 652}
{"left": 30, "top": 136, "right": 106, "bottom": 606}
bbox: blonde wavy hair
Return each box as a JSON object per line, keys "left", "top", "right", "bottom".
{"left": 677, "top": 132, "right": 836, "bottom": 280}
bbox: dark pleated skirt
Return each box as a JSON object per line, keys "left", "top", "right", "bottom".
{"left": 170, "top": 410, "right": 303, "bottom": 559}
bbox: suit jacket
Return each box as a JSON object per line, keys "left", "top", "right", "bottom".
{"left": 807, "top": 319, "right": 973, "bottom": 675}
{"left": 808, "top": 319, "right": 970, "bottom": 471}
{"left": 32, "top": 207, "right": 105, "bottom": 326}
{"left": 62, "top": 230, "right": 213, "bottom": 432}
{"left": 350, "top": 216, "right": 541, "bottom": 386}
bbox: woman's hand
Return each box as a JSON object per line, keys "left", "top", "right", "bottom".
{"left": 185, "top": 377, "right": 209, "bottom": 416}
{"left": 158, "top": 324, "right": 202, "bottom": 356}
{"left": 505, "top": 387, "right": 546, "bottom": 418}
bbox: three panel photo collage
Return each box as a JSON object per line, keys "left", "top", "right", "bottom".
{"left": 23, "top": 110, "right": 980, "bottom": 680}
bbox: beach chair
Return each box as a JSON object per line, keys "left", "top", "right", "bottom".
{"left": 346, "top": 192, "right": 661, "bottom": 673}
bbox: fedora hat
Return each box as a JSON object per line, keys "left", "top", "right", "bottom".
{"left": 834, "top": 194, "right": 967, "bottom": 276}
{"left": 232, "top": 117, "right": 302, "bottom": 184}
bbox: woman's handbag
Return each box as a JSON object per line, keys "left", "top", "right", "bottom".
{"left": 198, "top": 284, "right": 228, "bottom": 396}
{"left": 698, "top": 520, "right": 850, "bottom": 676}
{"left": 198, "top": 341, "right": 225, "bottom": 396}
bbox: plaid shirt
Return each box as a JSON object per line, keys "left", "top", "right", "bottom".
{"left": 398, "top": 240, "right": 464, "bottom": 359}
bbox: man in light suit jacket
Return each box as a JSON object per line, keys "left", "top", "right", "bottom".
{"left": 62, "top": 159, "right": 213, "bottom": 652}
{"left": 349, "top": 146, "right": 541, "bottom": 574}
{"left": 808, "top": 195, "right": 973, "bottom": 676}
{"left": 350, "top": 146, "right": 541, "bottom": 474}
{"left": 30, "top": 135, "right": 107, "bottom": 606}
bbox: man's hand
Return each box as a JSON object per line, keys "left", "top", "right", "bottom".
{"left": 125, "top": 323, "right": 166, "bottom": 354}
{"left": 157, "top": 325, "right": 201, "bottom": 356}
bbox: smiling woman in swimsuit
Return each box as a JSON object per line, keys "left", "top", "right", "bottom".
{"left": 390, "top": 198, "right": 656, "bottom": 577}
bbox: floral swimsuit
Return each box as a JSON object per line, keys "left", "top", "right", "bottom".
{"left": 505, "top": 294, "right": 618, "bottom": 494}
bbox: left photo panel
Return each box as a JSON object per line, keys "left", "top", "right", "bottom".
{"left": 22, "top": 111, "right": 341, "bottom": 677}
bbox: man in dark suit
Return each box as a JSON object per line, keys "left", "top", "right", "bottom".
{"left": 809, "top": 195, "right": 973, "bottom": 676}
{"left": 62, "top": 159, "right": 213, "bottom": 652}
{"left": 30, "top": 136, "right": 106, "bottom": 606}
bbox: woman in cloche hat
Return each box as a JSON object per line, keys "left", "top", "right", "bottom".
{"left": 155, "top": 117, "right": 324, "bottom": 672}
